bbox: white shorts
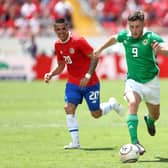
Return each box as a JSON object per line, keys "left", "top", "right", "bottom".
{"left": 124, "top": 77, "right": 160, "bottom": 104}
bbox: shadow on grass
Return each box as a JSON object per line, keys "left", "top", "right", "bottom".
{"left": 81, "top": 147, "right": 115, "bottom": 151}
{"left": 139, "top": 156, "right": 168, "bottom": 163}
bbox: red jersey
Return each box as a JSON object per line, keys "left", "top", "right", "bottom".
{"left": 55, "top": 32, "right": 99, "bottom": 86}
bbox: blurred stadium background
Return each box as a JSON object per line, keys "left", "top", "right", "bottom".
{"left": 0, "top": 0, "right": 168, "bottom": 81}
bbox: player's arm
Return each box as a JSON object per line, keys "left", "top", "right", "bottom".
{"left": 152, "top": 41, "right": 168, "bottom": 56}
{"left": 79, "top": 52, "right": 98, "bottom": 87}
{"left": 95, "top": 35, "right": 117, "bottom": 56}
{"left": 44, "top": 61, "right": 65, "bottom": 83}
{"left": 86, "top": 52, "right": 98, "bottom": 77}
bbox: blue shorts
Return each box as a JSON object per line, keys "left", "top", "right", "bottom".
{"left": 65, "top": 82, "right": 100, "bottom": 111}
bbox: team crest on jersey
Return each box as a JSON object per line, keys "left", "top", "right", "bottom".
{"left": 143, "top": 39, "right": 148, "bottom": 45}
{"left": 69, "top": 48, "right": 75, "bottom": 54}
{"left": 60, "top": 50, "right": 63, "bottom": 54}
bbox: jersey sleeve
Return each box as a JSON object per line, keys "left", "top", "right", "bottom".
{"left": 150, "top": 32, "right": 164, "bottom": 43}
{"left": 117, "top": 30, "right": 128, "bottom": 42}
{"left": 55, "top": 43, "right": 64, "bottom": 62}
{"left": 77, "top": 37, "right": 93, "bottom": 56}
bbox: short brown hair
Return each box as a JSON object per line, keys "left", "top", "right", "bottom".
{"left": 128, "top": 10, "right": 144, "bottom": 21}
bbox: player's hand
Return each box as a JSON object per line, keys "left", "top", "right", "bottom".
{"left": 44, "top": 72, "right": 52, "bottom": 83}
{"left": 94, "top": 50, "right": 101, "bottom": 57}
{"left": 79, "top": 77, "right": 90, "bottom": 87}
{"left": 152, "top": 40, "right": 160, "bottom": 52}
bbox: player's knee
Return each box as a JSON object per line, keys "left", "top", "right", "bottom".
{"left": 128, "top": 99, "right": 139, "bottom": 108}
{"left": 64, "top": 105, "right": 69, "bottom": 113}
{"left": 91, "top": 110, "right": 101, "bottom": 118}
{"left": 64, "top": 104, "right": 75, "bottom": 114}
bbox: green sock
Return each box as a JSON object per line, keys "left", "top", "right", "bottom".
{"left": 147, "top": 115, "right": 155, "bottom": 126}
{"left": 127, "top": 114, "right": 139, "bottom": 144}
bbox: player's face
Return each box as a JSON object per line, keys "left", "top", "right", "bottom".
{"left": 128, "top": 20, "right": 144, "bottom": 39}
{"left": 54, "top": 23, "right": 69, "bottom": 41}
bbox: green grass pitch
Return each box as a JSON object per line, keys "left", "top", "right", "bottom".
{"left": 0, "top": 79, "right": 168, "bottom": 168}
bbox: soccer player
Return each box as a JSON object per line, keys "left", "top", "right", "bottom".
{"left": 44, "top": 18, "right": 124, "bottom": 149}
{"left": 95, "top": 10, "right": 168, "bottom": 155}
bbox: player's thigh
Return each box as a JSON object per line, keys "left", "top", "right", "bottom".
{"left": 143, "top": 77, "right": 160, "bottom": 105}
{"left": 124, "top": 79, "right": 143, "bottom": 100}
{"left": 84, "top": 83, "right": 100, "bottom": 112}
{"left": 65, "top": 82, "right": 83, "bottom": 105}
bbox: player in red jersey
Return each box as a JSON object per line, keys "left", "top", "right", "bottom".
{"left": 44, "top": 18, "right": 124, "bottom": 149}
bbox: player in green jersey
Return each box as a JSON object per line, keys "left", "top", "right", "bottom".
{"left": 95, "top": 10, "right": 168, "bottom": 155}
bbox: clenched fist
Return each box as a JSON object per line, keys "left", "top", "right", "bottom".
{"left": 44, "top": 72, "right": 52, "bottom": 83}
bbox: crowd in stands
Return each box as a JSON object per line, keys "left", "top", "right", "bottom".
{"left": 88, "top": 0, "right": 168, "bottom": 34}
{"left": 0, "top": 0, "right": 168, "bottom": 38}
{"left": 0, "top": 0, "right": 73, "bottom": 38}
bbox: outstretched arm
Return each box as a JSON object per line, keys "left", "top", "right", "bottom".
{"left": 95, "top": 35, "right": 118, "bottom": 56}
{"left": 79, "top": 35, "right": 118, "bottom": 87}
{"left": 152, "top": 41, "right": 168, "bottom": 56}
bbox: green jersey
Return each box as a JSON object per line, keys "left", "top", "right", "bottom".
{"left": 117, "top": 29, "right": 164, "bottom": 83}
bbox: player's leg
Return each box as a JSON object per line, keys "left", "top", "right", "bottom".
{"left": 125, "top": 90, "right": 141, "bottom": 144}
{"left": 144, "top": 103, "right": 159, "bottom": 136}
{"left": 143, "top": 76, "right": 160, "bottom": 136}
{"left": 64, "top": 83, "right": 82, "bottom": 149}
{"left": 145, "top": 103, "right": 160, "bottom": 121}
{"left": 124, "top": 79, "right": 145, "bottom": 155}
{"left": 102, "top": 97, "right": 124, "bottom": 116}
{"left": 84, "top": 83, "right": 124, "bottom": 118}
{"left": 83, "top": 83, "right": 101, "bottom": 118}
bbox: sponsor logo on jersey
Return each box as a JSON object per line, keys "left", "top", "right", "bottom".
{"left": 69, "top": 48, "right": 75, "bottom": 54}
